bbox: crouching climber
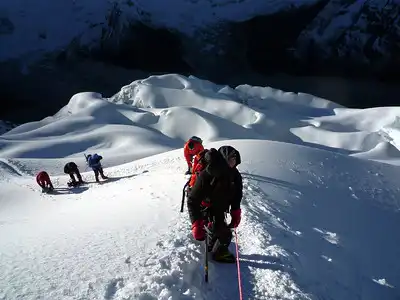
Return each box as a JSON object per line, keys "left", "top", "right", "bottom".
{"left": 64, "top": 162, "right": 84, "bottom": 187}
{"left": 36, "top": 171, "right": 54, "bottom": 193}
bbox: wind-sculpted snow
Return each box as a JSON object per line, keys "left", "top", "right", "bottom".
{"left": 1, "top": 74, "right": 400, "bottom": 168}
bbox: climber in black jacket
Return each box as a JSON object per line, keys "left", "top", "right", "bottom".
{"left": 187, "top": 145, "right": 243, "bottom": 263}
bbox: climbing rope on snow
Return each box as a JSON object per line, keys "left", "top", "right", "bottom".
{"left": 234, "top": 228, "right": 243, "bottom": 300}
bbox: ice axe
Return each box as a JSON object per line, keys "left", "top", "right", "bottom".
{"left": 180, "top": 179, "right": 190, "bottom": 212}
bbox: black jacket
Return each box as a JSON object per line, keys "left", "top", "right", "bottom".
{"left": 64, "top": 162, "right": 79, "bottom": 174}
{"left": 187, "top": 146, "right": 243, "bottom": 223}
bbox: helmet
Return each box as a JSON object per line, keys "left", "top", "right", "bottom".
{"left": 188, "top": 136, "right": 203, "bottom": 150}
{"left": 190, "top": 136, "right": 203, "bottom": 144}
{"left": 218, "top": 146, "right": 241, "bottom": 166}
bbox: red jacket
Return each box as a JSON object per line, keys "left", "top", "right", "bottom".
{"left": 184, "top": 139, "right": 204, "bottom": 169}
{"left": 36, "top": 171, "right": 52, "bottom": 188}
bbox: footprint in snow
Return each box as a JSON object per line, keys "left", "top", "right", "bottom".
{"left": 104, "top": 277, "right": 124, "bottom": 300}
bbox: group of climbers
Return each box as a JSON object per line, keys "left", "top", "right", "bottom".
{"left": 35, "top": 153, "right": 108, "bottom": 193}
{"left": 36, "top": 136, "right": 243, "bottom": 264}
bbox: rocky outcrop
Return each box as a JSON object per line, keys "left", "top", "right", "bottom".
{"left": 239, "top": 0, "right": 329, "bottom": 75}
{"left": 0, "top": 120, "right": 18, "bottom": 135}
{"left": 78, "top": 0, "right": 399, "bottom": 81}
{"left": 2, "top": 0, "right": 398, "bottom": 81}
{"left": 75, "top": 1, "right": 328, "bottom": 82}
{"left": 293, "top": 0, "right": 400, "bottom": 80}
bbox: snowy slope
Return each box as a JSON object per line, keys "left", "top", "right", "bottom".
{"left": 1, "top": 140, "right": 400, "bottom": 299}
{"left": 1, "top": 74, "right": 400, "bottom": 299}
{"left": 0, "top": 0, "right": 318, "bottom": 62}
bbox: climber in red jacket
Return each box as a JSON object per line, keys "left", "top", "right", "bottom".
{"left": 183, "top": 136, "right": 204, "bottom": 175}
{"left": 36, "top": 171, "right": 54, "bottom": 193}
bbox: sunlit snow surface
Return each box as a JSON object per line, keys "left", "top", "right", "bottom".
{"left": 1, "top": 74, "right": 399, "bottom": 299}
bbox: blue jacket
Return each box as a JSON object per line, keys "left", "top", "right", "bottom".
{"left": 87, "top": 154, "right": 103, "bottom": 170}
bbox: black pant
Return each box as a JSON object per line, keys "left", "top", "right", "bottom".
{"left": 93, "top": 167, "right": 106, "bottom": 181}
{"left": 69, "top": 171, "right": 83, "bottom": 183}
{"left": 203, "top": 208, "right": 232, "bottom": 248}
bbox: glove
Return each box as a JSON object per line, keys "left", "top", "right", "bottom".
{"left": 201, "top": 200, "right": 211, "bottom": 208}
{"left": 228, "top": 209, "right": 241, "bottom": 228}
{"left": 191, "top": 219, "right": 205, "bottom": 241}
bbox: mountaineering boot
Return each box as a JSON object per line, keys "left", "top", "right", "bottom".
{"left": 212, "top": 245, "right": 235, "bottom": 263}
{"left": 68, "top": 180, "right": 78, "bottom": 187}
{"left": 43, "top": 186, "right": 54, "bottom": 193}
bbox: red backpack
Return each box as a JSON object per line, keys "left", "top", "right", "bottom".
{"left": 189, "top": 149, "right": 209, "bottom": 188}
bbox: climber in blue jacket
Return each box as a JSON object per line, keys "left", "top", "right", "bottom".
{"left": 86, "top": 153, "right": 108, "bottom": 182}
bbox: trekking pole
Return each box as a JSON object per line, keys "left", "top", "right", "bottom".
{"left": 203, "top": 212, "right": 215, "bottom": 283}
{"left": 180, "top": 179, "right": 190, "bottom": 212}
{"left": 204, "top": 220, "right": 213, "bottom": 283}
{"left": 204, "top": 228, "right": 209, "bottom": 283}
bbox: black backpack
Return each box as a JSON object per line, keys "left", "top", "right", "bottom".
{"left": 181, "top": 147, "right": 239, "bottom": 212}
{"left": 203, "top": 148, "right": 231, "bottom": 179}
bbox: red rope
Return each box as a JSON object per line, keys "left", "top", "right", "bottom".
{"left": 234, "top": 228, "right": 244, "bottom": 300}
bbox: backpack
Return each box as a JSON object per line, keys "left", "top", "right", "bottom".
{"left": 86, "top": 153, "right": 102, "bottom": 169}
{"left": 182, "top": 147, "right": 238, "bottom": 212}
{"left": 188, "top": 148, "right": 230, "bottom": 188}
{"left": 189, "top": 149, "right": 210, "bottom": 188}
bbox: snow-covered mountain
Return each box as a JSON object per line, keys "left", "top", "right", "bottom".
{"left": 295, "top": 0, "right": 400, "bottom": 76}
{"left": 0, "top": 0, "right": 317, "bottom": 62}
{"left": 1, "top": 74, "right": 400, "bottom": 300}
{"left": 0, "top": 0, "right": 398, "bottom": 81}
